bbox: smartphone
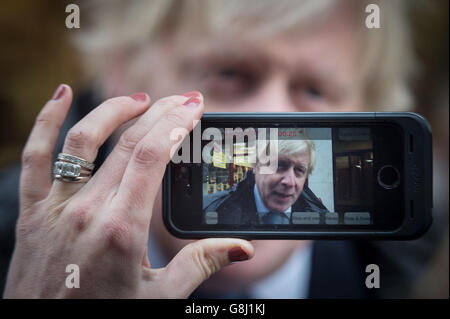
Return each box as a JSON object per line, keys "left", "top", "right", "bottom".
{"left": 163, "top": 112, "right": 432, "bottom": 239}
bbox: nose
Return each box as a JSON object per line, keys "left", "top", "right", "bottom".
{"left": 280, "top": 168, "right": 296, "bottom": 188}
{"left": 238, "top": 74, "right": 298, "bottom": 112}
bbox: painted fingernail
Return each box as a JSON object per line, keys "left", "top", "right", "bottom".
{"left": 228, "top": 247, "right": 249, "bottom": 263}
{"left": 51, "top": 84, "right": 65, "bottom": 100}
{"left": 182, "top": 91, "right": 201, "bottom": 98}
{"left": 183, "top": 96, "right": 201, "bottom": 107}
{"left": 129, "top": 92, "right": 148, "bottom": 102}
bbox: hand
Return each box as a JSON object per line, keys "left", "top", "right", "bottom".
{"left": 4, "top": 84, "right": 254, "bottom": 298}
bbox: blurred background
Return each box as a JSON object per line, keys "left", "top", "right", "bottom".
{"left": 0, "top": 0, "right": 448, "bottom": 298}
{"left": 0, "top": 1, "right": 448, "bottom": 169}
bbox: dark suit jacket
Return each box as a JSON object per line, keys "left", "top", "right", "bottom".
{"left": 203, "top": 171, "right": 328, "bottom": 224}
{"left": 0, "top": 90, "right": 445, "bottom": 298}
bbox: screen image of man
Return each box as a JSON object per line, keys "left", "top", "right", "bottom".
{"left": 203, "top": 138, "right": 328, "bottom": 225}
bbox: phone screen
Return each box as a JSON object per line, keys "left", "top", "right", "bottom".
{"left": 169, "top": 123, "right": 404, "bottom": 232}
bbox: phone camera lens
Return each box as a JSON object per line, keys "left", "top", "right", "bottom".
{"left": 377, "top": 165, "right": 400, "bottom": 189}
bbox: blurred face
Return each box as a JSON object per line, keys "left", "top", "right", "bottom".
{"left": 130, "top": 8, "right": 364, "bottom": 113}
{"left": 111, "top": 6, "right": 364, "bottom": 293}
{"left": 255, "top": 152, "right": 310, "bottom": 212}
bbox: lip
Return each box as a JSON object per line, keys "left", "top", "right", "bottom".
{"left": 273, "top": 191, "right": 294, "bottom": 199}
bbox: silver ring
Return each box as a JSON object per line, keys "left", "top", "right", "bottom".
{"left": 57, "top": 153, "right": 95, "bottom": 171}
{"left": 54, "top": 174, "right": 91, "bottom": 183}
{"left": 53, "top": 160, "right": 92, "bottom": 183}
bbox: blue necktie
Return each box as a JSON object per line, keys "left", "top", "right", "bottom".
{"left": 262, "top": 212, "right": 290, "bottom": 224}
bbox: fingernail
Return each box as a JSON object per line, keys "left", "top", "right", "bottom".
{"left": 129, "top": 92, "right": 148, "bottom": 102}
{"left": 182, "top": 91, "right": 201, "bottom": 98}
{"left": 228, "top": 247, "right": 249, "bottom": 263}
{"left": 183, "top": 96, "right": 201, "bottom": 107}
{"left": 51, "top": 84, "right": 65, "bottom": 100}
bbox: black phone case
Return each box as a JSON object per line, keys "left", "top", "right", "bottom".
{"left": 163, "top": 112, "right": 433, "bottom": 240}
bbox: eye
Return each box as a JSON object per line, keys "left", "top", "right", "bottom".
{"left": 305, "top": 85, "right": 323, "bottom": 99}
{"left": 216, "top": 67, "right": 241, "bottom": 79}
{"left": 296, "top": 83, "right": 325, "bottom": 100}
{"left": 203, "top": 64, "right": 259, "bottom": 101}
{"left": 290, "top": 80, "right": 328, "bottom": 110}
{"left": 294, "top": 166, "right": 306, "bottom": 176}
{"left": 277, "top": 160, "right": 289, "bottom": 172}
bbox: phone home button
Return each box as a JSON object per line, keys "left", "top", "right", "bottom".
{"left": 377, "top": 165, "right": 400, "bottom": 189}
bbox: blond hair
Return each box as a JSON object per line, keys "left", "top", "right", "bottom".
{"left": 280, "top": 139, "right": 316, "bottom": 175}
{"left": 74, "top": 0, "right": 417, "bottom": 110}
{"left": 257, "top": 131, "right": 316, "bottom": 175}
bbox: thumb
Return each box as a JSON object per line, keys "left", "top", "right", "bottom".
{"left": 157, "top": 238, "right": 254, "bottom": 298}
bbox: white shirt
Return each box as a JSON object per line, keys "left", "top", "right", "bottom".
{"left": 249, "top": 243, "right": 313, "bottom": 299}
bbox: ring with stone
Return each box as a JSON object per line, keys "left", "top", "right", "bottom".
{"left": 53, "top": 154, "right": 94, "bottom": 183}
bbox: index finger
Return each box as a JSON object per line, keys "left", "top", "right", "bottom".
{"left": 20, "top": 84, "right": 73, "bottom": 207}
{"left": 112, "top": 95, "right": 204, "bottom": 230}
